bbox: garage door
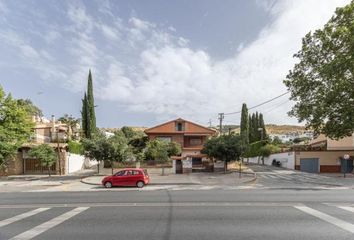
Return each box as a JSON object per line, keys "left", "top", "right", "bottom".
{"left": 300, "top": 158, "right": 319, "bottom": 173}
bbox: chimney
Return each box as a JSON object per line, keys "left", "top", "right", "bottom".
{"left": 51, "top": 115, "right": 56, "bottom": 132}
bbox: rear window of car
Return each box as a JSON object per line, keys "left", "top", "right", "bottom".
{"left": 132, "top": 170, "right": 142, "bottom": 175}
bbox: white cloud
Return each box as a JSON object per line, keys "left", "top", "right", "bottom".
{"left": 99, "top": 0, "right": 349, "bottom": 124}
{"left": 0, "top": 0, "right": 350, "bottom": 125}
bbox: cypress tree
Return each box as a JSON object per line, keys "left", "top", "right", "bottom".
{"left": 81, "top": 93, "right": 92, "bottom": 138}
{"left": 251, "top": 113, "right": 257, "bottom": 143}
{"left": 259, "top": 113, "right": 267, "bottom": 141}
{"left": 248, "top": 114, "right": 252, "bottom": 142}
{"left": 87, "top": 70, "right": 96, "bottom": 132}
{"left": 240, "top": 103, "right": 249, "bottom": 145}
{"left": 255, "top": 112, "right": 260, "bottom": 141}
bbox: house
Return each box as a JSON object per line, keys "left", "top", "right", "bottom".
{"left": 144, "top": 118, "right": 217, "bottom": 174}
{"left": 3, "top": 116, "right": 70, "bottom": 176}
{"left": 293, "top": 134, "right": 354, "bottom": 173}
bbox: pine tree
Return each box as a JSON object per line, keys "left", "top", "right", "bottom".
{"left": 250, "top": 113, "right": 257, "bottom": 143}
{"left": 87, "top": 70, "right": 96, "bottom": 132}
{"left": 240, "top": 103, "right": 249, "bottom": 145}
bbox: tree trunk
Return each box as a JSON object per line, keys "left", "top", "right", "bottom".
{"left": 97, "top": 161, "right": 100, "bottom": 174}
{"left": 48, "top": 165, "right": 51, "bottom": 177}
{"left": 161, "top": 166, "right": 165, "bottom": 176}
{"left": 257, "top": 156, "right": 260, "bottom": 164}
{"left": 224, "top": 161, "right": 227, "bottom": 173}
{"left": 111, "top": 162, "right": 114, "bottom": 175}
{"left": 262, "top": 157, "right": 265, "bottom": 165}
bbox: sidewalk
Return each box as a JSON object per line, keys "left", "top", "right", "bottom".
{"left": 81, "top": 169, "right": 256, "bottom": 187}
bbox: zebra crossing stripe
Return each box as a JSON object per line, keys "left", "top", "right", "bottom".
{"left": 0, "top": 208, "right": 50, "bottom": 228}
{"left": 9, "top": 207, "right": 89, "bottom": 240}
{"left": 338, "top": 206, "right": 354, "bottom": 213}
{"left": 295, "top": 206, "right": 354, "bottom": 234}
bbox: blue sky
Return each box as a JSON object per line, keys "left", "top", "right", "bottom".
{"left": 0, "top": 0, "right": 349, "bottom": 127}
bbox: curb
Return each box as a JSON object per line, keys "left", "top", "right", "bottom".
{"left": 80, "top": 177, "right": 101, "bottom": 186}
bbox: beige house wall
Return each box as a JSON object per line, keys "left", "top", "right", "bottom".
{"left": 295, "top": 150, "right": 354, "bottom": 172}
{"left": 327, "top": 134, "right": 354, "bottom": 150}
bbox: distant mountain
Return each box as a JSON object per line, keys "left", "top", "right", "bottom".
{"left": 224, "top": 124, "right": 308, "bottom": 135}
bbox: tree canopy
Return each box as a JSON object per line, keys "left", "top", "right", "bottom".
{"left": 202, "top": 135, "right": 244, "bottom": 163}
{"left": 144, "top": 139, "right": 181, "bottom": 163}
{"left": 0, "top": 86, "right": 34, "bottom": 169}
{"left": 81, "top": 70, "right": 97, "bottom": 139}
{"left": 284, "top": 1, "right": 354, "bottom": 139}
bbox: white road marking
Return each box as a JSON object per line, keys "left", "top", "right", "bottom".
{"left": 338, "top": 206, "right": 354, "bottom": 213}
{"left": 276, "top": 175, "right": 292, "bottom": 180}
{"left": 295, "top": 206, "right": 354, "bottom": 234}
{"left": 260, "top": 175, "right": 270, "bottom": 179}
{"left": 0, "top": 208, "right": 50, "bottom": 227}
{"left": 9, "top": 207, "right": 89, "bottom": 240}
{"left": 266, "top": 174, "right": 278, "bottom": 179}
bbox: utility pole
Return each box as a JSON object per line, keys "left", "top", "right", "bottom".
{"left": 208, "top": 119, "right": 212, "bottom": 128}
{"left": 218, "top": 113, "right": 224, "bottom": 135}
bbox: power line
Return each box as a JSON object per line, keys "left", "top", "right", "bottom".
{"left": 263, "top": 99, "right": 291, "bottom": 114}
{"left": 224, "top": 91, "right": 290, "bottom": 115}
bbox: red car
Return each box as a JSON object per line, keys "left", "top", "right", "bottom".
{"left": 101, "top": 168, "right": 150, "bottom": 188}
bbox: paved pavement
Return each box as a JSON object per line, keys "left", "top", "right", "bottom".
{"left": 0, "top": 189, "right": 354, "bottom": 240}
{"left": 248, "top": 164, "right": 354, "bottom": 190}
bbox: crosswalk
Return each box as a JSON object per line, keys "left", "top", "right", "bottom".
{"left": 0, "top": 203, "right": 354, "bottom": 239}
{"left": 257, "top": 170, "right": 330, "bottom": 182}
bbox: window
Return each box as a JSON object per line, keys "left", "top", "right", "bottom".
{"left": 115, "top": 170, "right": 125, "bottom": 176}
{"left": 190, "top": 138, "right": 202, "bottom": 146}
{"left": 156, "top": 136, "right": 172, "bottom": 142}
{"left": 132, "top": 170, "right": 142, "bottom": 175}
{"left": 175, "top": 122, "right": 184, "bottom": 131}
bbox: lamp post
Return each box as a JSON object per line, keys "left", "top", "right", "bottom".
{"left": 343, "top": 154, "right": 350, "bottom": 178}
{"left": 52, "top": 115, "right": 61, "bottom": 176}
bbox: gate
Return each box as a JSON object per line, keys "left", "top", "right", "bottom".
{"left": 300, "top": 158, "right": 319, "bottom": 173}
{"left": 25, "top": 158, "right": 56, "bottom": 174}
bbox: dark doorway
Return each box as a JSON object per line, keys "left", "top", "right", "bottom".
{"left": 176, "top": 160, "right": 183, "bottom": 174}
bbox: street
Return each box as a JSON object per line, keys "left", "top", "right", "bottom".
{"left": 0, "top": 165, "right": 354, "bottom": 240}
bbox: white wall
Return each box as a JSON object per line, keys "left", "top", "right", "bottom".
{"left": 66, "top": 153, "right": 98, "bottom": 174}
{"left": 247, "top": 152, "right": 295, "bottom": 169}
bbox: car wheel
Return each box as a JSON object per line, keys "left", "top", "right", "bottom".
{"left": 104, "top": 181, "right": 112, "bottom": 188}
{"left": 136, "top": 181, "right": 144, "bottom": 188}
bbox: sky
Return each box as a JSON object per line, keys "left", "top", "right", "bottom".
{"left": 0, "top": 0, "right": 350, "bottom": 128}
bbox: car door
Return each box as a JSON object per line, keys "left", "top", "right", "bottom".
{"left": 112, "top": 170, "right": 126, "bottom": 186}
{"left": 131, "top": 170, "right": 142, "bottom": 185}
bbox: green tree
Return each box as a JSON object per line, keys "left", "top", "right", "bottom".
{"left": 0, "top": 86, "right": 34, "bottom": 170}
{"left": 59, "top": 114, "right": 80, "bottom": 140}
{"left": 81, "top": 93, "right": 90, "bottom": 138}
{"left": 259, "top": 113, "right": 267, "bottom": 141}
{"left": 258, "top": 144, "right": 281, "bottom": 165}
{"left": 16, "top": 99, "right": 43, "bottom": 117}
{"left": 240, "top": 103, "right": 249, "bottom": 146}
{"left": 202, "top": 135, "right": 244, "bottom": 173}
{"left": 28, "top": 144, "right": 57, "bottom": 176}
{"left": 87, "top": 70, "right": 96, "bottom": 132}
{"left": 284, "top": 1, "right": 354, "bottom": 139}
{"left": 82, "top": 132, "right": 131, "bottom": 174}
{"left": 144, "top": 139, "right": 181, "bottom": 175}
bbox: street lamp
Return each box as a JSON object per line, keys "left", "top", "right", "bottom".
{"left": 343, "top": 154, "right": 350, "bottom": 178}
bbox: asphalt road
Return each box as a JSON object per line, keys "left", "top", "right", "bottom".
{"left": 0, "top": 189, "right": 354, "bottom": 240}
{"left": 0, "top": 165, "right": 353, "bottom": 240}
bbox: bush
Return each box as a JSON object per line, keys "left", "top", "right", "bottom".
{"left": 68, "top": 140, "right": 83, "bottom": 154}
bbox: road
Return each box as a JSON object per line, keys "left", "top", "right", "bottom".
{"left": 0, "top": 165, "right": 353, "bottom": 240}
